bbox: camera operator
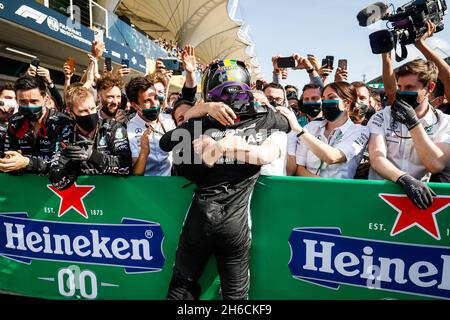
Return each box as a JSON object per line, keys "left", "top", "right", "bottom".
{"left": 49, "top": 86, "right": 131, "bottom": 190}
{"left": 368, "top": 58, "right": 450, "bottom": 209}
{"left": 0, "top": 76, "right": 72, "bottom": 175}
{"left": 160, "top": 59, "right": 290, "bottom": 300}
{"left": 415, "top": 20, "right": 450, "bottom": 112}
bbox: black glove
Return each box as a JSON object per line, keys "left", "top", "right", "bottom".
{"left": 396, "top": 174, "right": 436, "bottom": 210}
{"left": 391, "top": 99, "right": 420, "bottom": 130}
{"left": 62, "top": 144, "right": 93, "bottom": 162}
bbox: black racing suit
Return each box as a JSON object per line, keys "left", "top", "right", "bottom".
{"left": 160, "top": 106, "right": 290, "bottom": 300}
{"left": 4, "top": 109, "right": 73, "bottom": 175}
{"left": 0, "top": 123, "right": 7, "bottom": 159}
{"left": 49, "top": 118, "right": 132, "bottom": 190}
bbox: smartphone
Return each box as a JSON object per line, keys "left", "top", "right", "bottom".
{"left": 338, "top": 59, "right": 347, "bottom": 71}
{"left": 66, "top": 57, "right": 75, "bottom": 73}
{"left": 307, "top": 54, "right": 314, "bottom": 59}
{"left": 121, "top": 58, "right": 129, "bottom": 68}
{"left": 277, "top": 57, "right": 296, "bottom": 69}
{"left": 161, "top": 58, "right": 180, "bottom": 71}
{"left": 105, "top": 57, "right": 112, "bottom": 72}
{"left": 321, "top": 58, "right": 328, "bottom": 68}
{"left": 326, "top": 56, "right": 334, "bottom": 69}
{"left": 161, "top": 58, "right": 184, "bottom": 75}
{"left": 31, "top": 58, "right": 40, "bottom": 68}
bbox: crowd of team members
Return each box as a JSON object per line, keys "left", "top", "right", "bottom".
{"left": 0, "top": 20, "right": 449, "bottom": 210}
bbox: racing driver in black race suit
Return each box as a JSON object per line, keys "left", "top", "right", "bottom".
{"left": 160, "top": 59, "right": 291, "bottom": 300}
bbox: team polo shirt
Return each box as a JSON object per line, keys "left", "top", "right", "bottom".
{"left": 295, "top": 118, "right": 369, "bottom": 179}
{"left": 368, "top": 105, "right": 450, "bottom": 181}
{"left": 127, "top": 113, "right": 176, "bottom": 176}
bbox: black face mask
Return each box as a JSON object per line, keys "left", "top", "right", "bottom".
{"left": 269, "top": 100, "right": 278, "bottom": 109}
{"left": 142, "top": 106, "right": 161, "bottom": 122}
{"left": 322, "top": 100, "right": 344, "bottom": 122}
{"left": 18, "top": 106, "right": 43, "bottom": 121}
{"left": 301, "top": 102, "right": 322, "bottom": 118}
{"left": 75, "top": 113, "right": 99, "bottom": 133}
{"left": 396, "top": 91, "right": 420, "bottom": 109}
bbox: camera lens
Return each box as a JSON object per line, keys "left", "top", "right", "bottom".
{"left": 369, "top": 30, "right": 395, "bottom": 54}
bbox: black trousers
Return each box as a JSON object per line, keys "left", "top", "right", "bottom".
{"left": 167, "top": 192, "right": 251, "bottom": 300}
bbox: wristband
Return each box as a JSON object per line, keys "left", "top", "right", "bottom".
{"left": 297, "top": 129, "right": 306, "bottom": 138}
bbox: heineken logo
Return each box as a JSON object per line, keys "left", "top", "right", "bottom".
{"left": 380, "top": 194, "right": 450, "bottom": 240}
{"left": 47, "top": 183, "right": 95, "bottom": 219}
{"left": 0, "top": 213, "right": 165, "bottom": 273}
{"left": 288, "top": 228, "right": 450, "bottom": 299}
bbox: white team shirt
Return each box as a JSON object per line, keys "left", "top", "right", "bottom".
{"left": 367, "top": 105, "right": 450, "bottom": 181}
{"left": 127, "top": 113, "right": 176, "bottom": 176}
{"left": 261, "top": 131, "right": 288, "bottom": 176}
{"left": 295, "top": 118, "right": 369, "bottom": 179}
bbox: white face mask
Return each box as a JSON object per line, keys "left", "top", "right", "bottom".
{"left": 0, "top": 99, "right": 18, "bottom": 113}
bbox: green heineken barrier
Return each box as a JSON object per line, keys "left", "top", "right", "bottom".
{"left": 0, "top": 175, "right": 449, "bottom": 300}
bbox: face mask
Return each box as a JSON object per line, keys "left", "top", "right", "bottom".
{"left": 0, "top": 99, "right": 18, "bottom": 113}
{"left": 269, "top": 100, "right": 278, "bottom": 108}
{"left": 322, "top": 100, "right": 344, "bottom": 122}
{"left": 396, "top": 91, "right": 420, "bottom": 109}
{"left": 297, "top": 115, "right": 309, "bottom": 127}
{"left": 142, "top": 105, "right": 161, "bottom": 122}
{"left": 302, "top": 102, "right": 322, "bottom": 118}
{"left": 18, "top": 106, "right": 43, "bottom": 121}
{"left": 75, "top": 113, "right": 99, "bottom": 133}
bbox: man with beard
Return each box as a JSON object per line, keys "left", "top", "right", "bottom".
{"left": 49, "top": 86, "right": 131, "bottom": 190}
{"left": 97, "top": 75, "right": 128, "bottom": 124}
{"left": 0, "top": 76, "right": 72, "bottom": 175}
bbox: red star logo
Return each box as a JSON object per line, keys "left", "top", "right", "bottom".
{"left": 379, "top": 193, "right": 450, "bottom": 240}
{"left": 47, "top": 183, "right": 95, "bottom": 219}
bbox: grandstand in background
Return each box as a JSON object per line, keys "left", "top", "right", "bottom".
{"left": 0, "top": 0, "right": 259, "bottom": 92}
